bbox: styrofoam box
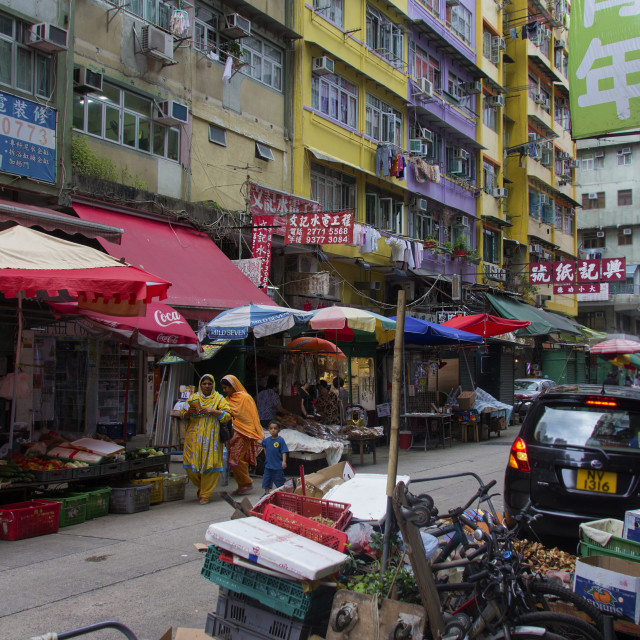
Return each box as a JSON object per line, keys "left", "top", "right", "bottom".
{"left": 623, "top": 509, "right": 640, "bottom": 543}
{"left": 205, "top": 516, "right": 348, "bottom": 580}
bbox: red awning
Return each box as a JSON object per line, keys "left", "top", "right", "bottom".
{"left": 0, "top": 200, "right": 123, "bottom": 243}
{"left": 72, "top": 202, "right": 275, "bottom": 310}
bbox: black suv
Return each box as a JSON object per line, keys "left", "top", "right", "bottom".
{"left": 504, "top": 384, "right": 640, "bottom": 540}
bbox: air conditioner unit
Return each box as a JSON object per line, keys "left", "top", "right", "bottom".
{"left": 356, "top": 281, "right": 381, "bottom": 291}
{"left": 529, "top": 132, "right": 538, "bottom": 142}
{"left": 623, "top": 228, "right": 632, "bottom": 235}
{"left": 486, "top": 95, "right": 505, "bottom": 107}
{"left": 446, "top": 0, "right": 461, "bottom": 5}
{"left": 395, "top": 281, "right": 416, "bottom": 300}
{"left": 419, "top": 77, "right": 433, "bottom": 97}
{"left": 555, "top": 38, "right": 566, "bottom": 49}
{"left": 291, "top": 255, "right": 318, "bottom": 273}
{"left": 492, "top": 36, "right": 506, "bottom": 50}
{"left": 535, "top": 294, "right": 551, "bottom": 307}
{"left": 588, "top": 193, "right": 598, "bottom": 200}
{"left": 73, "top": 66, "right": 103, "bottom": 93}
{"left": 530, "top": 243, "right": 542, "bottom": 254}
{"left": 454, "top": 216, "right": 470, "bottom": 228}
{"left": 568, "top": 159, "right": 579, "bottom": 168}
{"left": 418, "top": 198, "right": 428, "bottom": 211}
{"left": 618, "top": 147, "right": 631, "bottom": 155}
{"left": 463, "top": 80, "right": 482, "bottom": 95}
{"left": 493, "top": 188, "right": 508, "bottom": 198}
{"left": 140, "top": 25, "right": 174, "bottom": 62}
{"left": 419, "top": 127, "right": 433, "bottom": 142}
{"left": 222, "top": 13, "right": 252, "bottom": 39}
{"left": 595, "top": 231, "right": 606, "bottom": 238}
{"left": 154, "top": 100, "right": 189, "bottom": 126}
{"left": 595, "top": 150, "right": 605, "bottom": 158}
{"left": 28, "top": 23, "right": 68, "bottom": 52}
{"left": 533, "top": 93, "right": 546, "bottom": 105}
{"left": 560, "top": 151, "right": 571, "bottom": 159}
{"left": 409, "top": 139, "right": 424, "bottom": 154}
{"left": 312, "top": 56, "right": 334, "bottom": 75}
{"left": 450, "top": 159, "right": 463, "bottom": 174}
{"left": 454, "top": 148, "right": 470, "bottom": 160}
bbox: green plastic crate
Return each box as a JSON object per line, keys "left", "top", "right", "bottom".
{"left": 579, "top": 518, "right": 640, "bottom": 562}
{"left": 200, "top": 545, "right": 334, "bottom": 620}
{"left": 68, "top": 487, "right": 111, "bottom": 519}
{"left": 40, "top": 493, "right": 88, "bottom": 528}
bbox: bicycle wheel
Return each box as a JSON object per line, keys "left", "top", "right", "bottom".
{"left": 515, "top": 611, "right": 604, "bottom": 640}
{"left": 524, "top": 578, "right": 605, "bottom": 634}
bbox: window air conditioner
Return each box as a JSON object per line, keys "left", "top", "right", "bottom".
{"left": 418, "top": 199, "right": 428, "bottom": 211}
{"left": 291, "top": 255, "right": 318, "bottom": 273}
{"left": 555, "top": 39, "right": 566, "bottom": 49}
{"left": 463, "top": 80, "right": 482, "bottom": 95}
{"left": 28, "top": 23, "right": 68, "bottom": 52}
{"left": 154, "top": 100, "right": 189, "bottom": 126}
{"left": 560, "top": 151, "right": 571, "bottom": 159}
{"left": 419, "top": 127, "right": 433, "bottom": 142}
{"left": 140, "top": 25, "right": 174, "bottom": 62}
{"left": 222, "top": 13, "right": 251, "bottom": 39}
{"left": 312, "top": 56, "right": 334, "bottom": 75}
{"left": 618, "top": 147, "right": 631, "bottom": 155}
{"left": 596, "top": 231, "right": 605, "bottom": 238}
{"left": 454, "top": 216, "right": 470, "bottom": 228}
{"left": 409, "top": 139, "right": 425, "bottom": 154}
{"left": 623, "top": 228, "right": 632, "bottom": 235}
{"left": 450, "top": 159, "right": 463, "bottom": 174}
{"left": 73, "top": 66, "right": 103, "bottom": 93}
{"left": 529, "top": 132, "right": 538, "bottom": 142}
{"left": 533, "top": 94, "right": 546, "bottom": 105}
{"left": 595, "top": 150, "right": 605, "bottom": 158}
{"left": 419, "top": 77, "right": 433, "bottom": 97}
{"left": 568, "top": 159, "right": 579, "bottom": 168}
{"left": 530, "top": 244, "right": 542, "bottom": 254}
{"left": 487, "top": 95, "right": 504, "bottom": 107}
{"left": 588, "top": 193, "right": 598, "bottom": 199}
{"left": 454, "top": 148, "right": 470, "bottom": 160}
{"left": 493, "top": 188, "right": 508, "bottom": 198}
{"left": 492, "top": 36, "right": 506, "bottom": 50}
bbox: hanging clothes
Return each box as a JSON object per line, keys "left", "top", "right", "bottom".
{"left": 376, "top": 145, "right": 393, "bottom": 178}
{"left": 222, "top": 56, "right": 233, "bottom": 84}
{"left": 385, "top": 236, "right": 407, "bottom": 262}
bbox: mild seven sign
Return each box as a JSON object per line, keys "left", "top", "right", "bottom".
{"left": 0, "top": 91, "right": 56, "bottom": 183}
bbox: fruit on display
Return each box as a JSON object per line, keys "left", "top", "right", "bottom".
{"left": 126, "top": 447, "right": 165, "bottom": 460}
{"left": 0, "top": 460, "right": 36, "bottom": 483}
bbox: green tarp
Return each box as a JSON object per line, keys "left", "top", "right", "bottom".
{"left": 486, "top": 294, "right": 582, "bottom": 337}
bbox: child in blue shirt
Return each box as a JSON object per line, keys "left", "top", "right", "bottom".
{"left": 262, "top": 422, "right": 289, "bottom": 495}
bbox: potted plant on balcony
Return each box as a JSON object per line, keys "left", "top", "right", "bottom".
{"left": 453, "top": 236, "right": 470, "bottom": 258}
{"left": 467, "top": 248, "right": 481, "bottom": 265}
{"left": 423, "top": 234, "right": 437, "bottom": 249}
{"left": 440, "top": 240, "right": 454, "bottom": 256}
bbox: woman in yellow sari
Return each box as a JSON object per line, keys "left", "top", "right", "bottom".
{"left": 220, "top": 375, "right": 264, "bottom": 496}
{"left": 180, "top": 374, "right": 231, "bottom": 504}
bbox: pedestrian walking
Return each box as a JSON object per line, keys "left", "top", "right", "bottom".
{"left": 261, "top": 421, "right": 288, "bottom": 495}
{"left": 257, "top": 374, "right": 290, "bottom": 430}
{"left": 220, "top": 374, "right": 263, "bottom": 496}
{"left": 180, "top": 374, "right": 231, "bottom": 504}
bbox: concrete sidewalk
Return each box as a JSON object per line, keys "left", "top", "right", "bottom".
{"left": 0, "top": 426, "right": 518, "bottom": 640}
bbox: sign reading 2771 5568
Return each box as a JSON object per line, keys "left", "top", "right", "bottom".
{"left": 0, "top": 91, "right": 56, "bottom": 183}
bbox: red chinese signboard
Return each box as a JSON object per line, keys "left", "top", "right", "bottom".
{"left": 553, "top": 283, "right": 601, "bottom": 294}
{"left": 529, "top": 257, "right": 625, "bottom": 286}
{"left": 251, "top": 215, "right": 274, "bottom": 289}
{"left": 284, "top": 212, "right": 354, "bottom": 245}
{"left": 250, "top": 184, "right": 321, "bottom": 216}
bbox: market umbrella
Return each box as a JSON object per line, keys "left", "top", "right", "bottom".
{"left": 0, "top": 226, "right": 171, "bottom": 451}
{"left": 308, "top": 306, "right": 396, "bottom": 344}
{"left": 442, "top": 313, "right": 531, "bottom": 338}
{"left": 286, "top": 336, "right": 346, "bottom": 359}
{"left": 591, "top": 338, "right": 640, "bottom": 358}
{"left": 395, "top": 316, "right": 483, "bottom": 346}
{"left": 199, "top": 303, "right": 312, "bottom": 341}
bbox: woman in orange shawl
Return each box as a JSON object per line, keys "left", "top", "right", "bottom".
{"left": 220, "top": 375, "right": 264, "bottom": 496}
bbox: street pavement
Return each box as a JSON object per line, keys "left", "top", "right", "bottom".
{"left": 0, "top": 425, "right": 519, "bottom": 640}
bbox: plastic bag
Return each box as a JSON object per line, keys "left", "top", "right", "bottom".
{"left": 0, "top": 371, "right": 32, "bottom": 399}
{"left": 346, "top": 521, "right": 376, "bottom": 555}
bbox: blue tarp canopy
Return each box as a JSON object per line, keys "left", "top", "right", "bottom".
{"left": 391, "top": 316, "right": 484, "bottom": 346}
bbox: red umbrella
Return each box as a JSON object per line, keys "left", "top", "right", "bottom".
{"left": 286, "top": 336, "right": 346, "bottom": 359}
{"left": 591, "top": 338, "right": 640, "bottom": 358}
{"left": 442, "top": 314, "right": 531, "bottom": 338}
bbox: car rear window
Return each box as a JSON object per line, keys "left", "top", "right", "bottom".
{"left": 532, "top": 403, "right": 640, "bottom": 452}
{"left": 515, "top": 381, "right": 539, "bottom": 391}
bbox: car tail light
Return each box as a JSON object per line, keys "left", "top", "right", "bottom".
{"left": 514, "top": 393, "right": 524, "bottom": 400}
{"left": 586, "top": 397, "right": 617, "bottom": 407}
{"left": 509, "top": 437, "right": 530, "bottom": 472}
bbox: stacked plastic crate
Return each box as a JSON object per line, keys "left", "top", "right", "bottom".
{"left": 201, "top": 491, "right": 352, "bottom": 640}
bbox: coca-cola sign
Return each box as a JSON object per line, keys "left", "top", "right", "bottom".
{"left": 154, "top": 309, "right": 184, "bottom": 328}
{"left": 156, "top": 333, "right": 180, "bottom": 344}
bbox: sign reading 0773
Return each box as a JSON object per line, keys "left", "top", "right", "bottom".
{"left": 569, "top": 0, "right": 640, "bottom": 138}
{"left": 0, "top": 91, "right": 56, "bottom": 183}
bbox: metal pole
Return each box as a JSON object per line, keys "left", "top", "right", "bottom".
{"left": 382, "top": 289, "right": 406, "bottom": 571}
{"left": 9, "top": 293, "right": 23, "bottom": 453}
{"left": 123, "top": 335, "right": 133, "bottom": 444}
{"left": 253, "top": 334, "right": 259, "bottom": 397}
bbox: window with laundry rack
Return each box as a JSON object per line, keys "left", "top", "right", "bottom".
{"left": 365, "top": 192, "right": 405, "bottom": 235}
{"left": 365, "top": 93, "right": 402, "bottom": 145}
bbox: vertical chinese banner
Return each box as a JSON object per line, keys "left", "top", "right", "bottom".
{"left": 568, "top": 0, "right": 640, "bottom": 138}
{"left": 251, "top": 216, "right": 273, "bottom": 289}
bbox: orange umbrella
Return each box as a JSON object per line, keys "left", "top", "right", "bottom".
{"left": 286, "top": 336, "right": 346, "bottom": 359}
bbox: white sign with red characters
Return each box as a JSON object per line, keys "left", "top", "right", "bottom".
{"left": 284, "top": 211, "right": 354, "bottom": 245}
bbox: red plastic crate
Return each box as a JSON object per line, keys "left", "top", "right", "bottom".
{"left": 263, "top": 504, "right": 348, "bottom": 552}
{"left": 249, "top": 491, "right": 351, "bottom": 531}
{"left": 0, "top": 500, "right": 62, "bottom": 541}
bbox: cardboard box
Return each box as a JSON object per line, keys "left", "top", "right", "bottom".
{"left": 174, "top": 628, "right": 209, "bottom": 640}
{"left": 294, "top": 460, "right": 355, "bottom": 498}
{"left": 457, "top": 391, "right": 476, "bottom": 411}
{"left": 623, "top": 509, "right": 640, "bottom": 543}
{"left": 573, "top": 555, "right": 640, "bottom": 624}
